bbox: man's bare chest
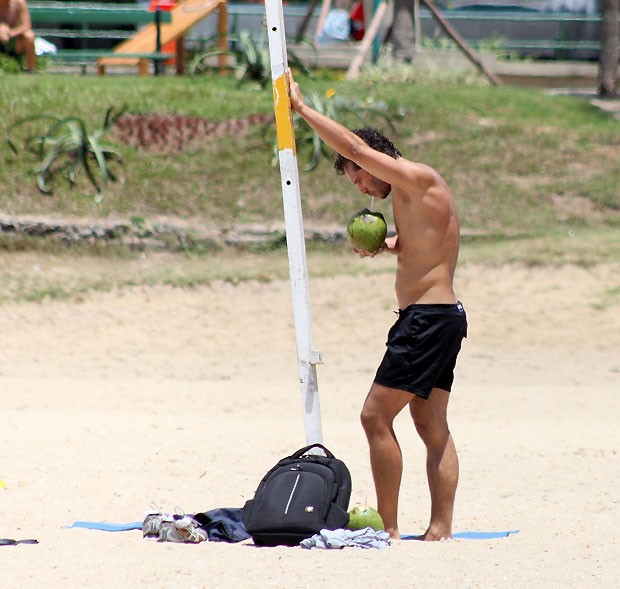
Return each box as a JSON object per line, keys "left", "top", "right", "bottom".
{"left": 0, "top": 5, "right": 13, "bottom": 24}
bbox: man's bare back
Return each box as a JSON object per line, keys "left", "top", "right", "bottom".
{"left": 389, "top": 163, "right": 460, "bottom": 308}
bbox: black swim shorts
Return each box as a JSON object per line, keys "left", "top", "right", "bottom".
{"left": 0, "top": 40, "right": 17, "bottom": 57}
{"left": 374, "top": 301, "right": 468, "bottom": 399}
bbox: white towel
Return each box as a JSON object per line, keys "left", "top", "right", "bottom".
{"left": 300, "top": 527, "right": 391, "bottom": 550}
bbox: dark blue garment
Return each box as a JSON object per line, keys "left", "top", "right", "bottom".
{"left": 193, "top": 507, "right": 250, "bottom": 543}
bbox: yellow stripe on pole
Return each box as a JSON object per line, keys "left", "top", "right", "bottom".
{"left": 273, "top": 73, "right": 296, "bottom": 153}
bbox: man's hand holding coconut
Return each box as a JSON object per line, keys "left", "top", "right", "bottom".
{"left": 346, "top": 208, "right": 388, "bottom": 256}
{"left": 287, "top": 71, "right": 468, "bottom": 542}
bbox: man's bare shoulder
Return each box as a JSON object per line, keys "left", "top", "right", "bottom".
{"left": 390, "top": 158, "right": 449, "bottom": 198}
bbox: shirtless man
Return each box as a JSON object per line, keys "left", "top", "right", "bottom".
{"left": 287, "top": 70, "right": 467, "bottom": 541}
{"left": 0, "top": 0, "right": 35, "bottom": 72}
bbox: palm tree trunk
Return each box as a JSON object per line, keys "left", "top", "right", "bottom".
{"left": 391, "top": 0, "right": 415, "bottom": 61}
{"left": 598, "top": 0, "right": 619, "bottom": 97}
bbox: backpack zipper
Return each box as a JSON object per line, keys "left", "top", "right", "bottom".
{"left": 284, "top": 473, "right": 301, "bottom": 515}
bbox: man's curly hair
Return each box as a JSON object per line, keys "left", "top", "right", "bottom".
{"left": 333, "top": 128, "right": 402, "bottom": 175}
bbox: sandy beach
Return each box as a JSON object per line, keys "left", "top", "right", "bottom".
{"left": 1, "top": 258, "right": 619, "bottom": 588}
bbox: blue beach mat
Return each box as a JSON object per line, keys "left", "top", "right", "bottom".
{"left": 67, "top": 521, "right": 142, "bottom": 532}
{"left": 402, "top": 530, "right": 519, "bottom": 540}
{"left": 66, "top": 521, "right": 519, "bottom": 541}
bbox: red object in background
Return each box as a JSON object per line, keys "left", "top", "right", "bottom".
{"left": 149, "top": 0, "right": 176, "bottom": 10}
{"left": 148, "top": 0, "right": 176, "bottom": 64}
{"left": 349, "top": 1, "right": 365, "bottom": 41}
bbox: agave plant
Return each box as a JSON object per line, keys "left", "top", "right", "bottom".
{"left": 264, "top": 89, "right": 404, "bottom": 171}
{"left": 190, "top": 29, "right": 314, "bottom": 87}
{"left": 6, "top": 106, "right": 125, "bottom": 203}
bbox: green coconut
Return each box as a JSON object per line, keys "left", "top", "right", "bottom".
{"left": 345, "top": 505, "right": 385, "bottom": 531}
{"left": 346, "top": 209, "right": 387, "bottom": 254}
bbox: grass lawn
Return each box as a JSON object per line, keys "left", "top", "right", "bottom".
{"left": 0, "top": 69, "right": 618, "bottom": 301}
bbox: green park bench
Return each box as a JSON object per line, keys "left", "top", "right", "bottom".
{"left": 29, "top": 2, "right": 174, "bottom": 74}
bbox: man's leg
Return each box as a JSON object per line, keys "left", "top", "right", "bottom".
{"left": 409, "top": 387, "right": 458, "bottom": 540}
{"left": 15, "top": 30, "right": 36, "bottom": 72}
{"left": 360, "top": 383, "right": 413, "bottom": 539}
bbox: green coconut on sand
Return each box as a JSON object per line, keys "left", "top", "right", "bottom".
{"left": 346, "top": 505, "right": 385, "bottom": 531}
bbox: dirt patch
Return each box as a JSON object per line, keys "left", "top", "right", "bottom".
{"left": 112, "top": 112, "right": 273, "bottom": 153}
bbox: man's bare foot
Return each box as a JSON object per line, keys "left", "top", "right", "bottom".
{"left": 385, "top": 527, "right": 401, "bottom": 540}
{"left": 414, "top": 528, "right": 452, "bottom": 541}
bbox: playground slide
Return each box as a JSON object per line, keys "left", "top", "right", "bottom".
{"left": 98, "top": 0, "right": 227, "bottom": 75}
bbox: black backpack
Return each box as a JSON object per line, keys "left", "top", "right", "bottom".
{"left": 242, "top": 443, "right": 352, "bottom": 547}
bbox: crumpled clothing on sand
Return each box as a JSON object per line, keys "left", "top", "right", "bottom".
{"left": 300, "top": 527, "right": 391, "bottom": 550}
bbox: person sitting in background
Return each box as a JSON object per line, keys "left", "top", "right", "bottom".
{"left": 0, "top": 0, "right": 36, "bottom": 72}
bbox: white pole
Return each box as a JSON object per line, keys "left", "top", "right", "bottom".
{"left": 264, "top": 0, "right": 323, "bottom": 446}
